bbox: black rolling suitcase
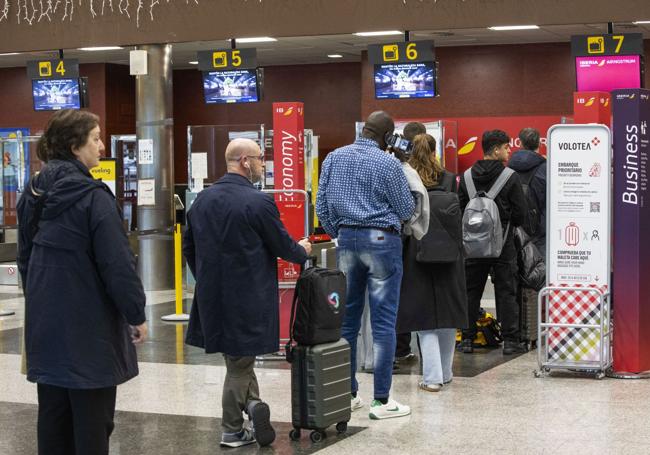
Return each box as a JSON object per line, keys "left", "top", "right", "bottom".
{"left": 288, "top": 339, "right": 352, "bottom": 442}
{"left": 285, "top": 260, "right": 351, "bottom": 442}
{"left": 519, "top": 287, "right": 539, "bottom": 349}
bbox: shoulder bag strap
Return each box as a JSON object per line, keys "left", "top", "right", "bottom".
{"left": 464, "top": 168, "right": 477, "bottom": 198}
{"left": 486, "top": 167, "right": 515, "bottom": 200}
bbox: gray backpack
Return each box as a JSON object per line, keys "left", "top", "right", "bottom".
{"left": 462, "top": 167, "right": 514, "bottom": 259}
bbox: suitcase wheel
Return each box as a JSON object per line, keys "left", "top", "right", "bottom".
{"left": 289, "top": 428, "right": 301, "bottom": 441}
{"left": 336, "top": 422, "right": 348, "bottom": 434}
{"left": 309, "top": 430, "right": 325, "bottom": 443}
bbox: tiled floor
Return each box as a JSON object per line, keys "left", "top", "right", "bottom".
{"left": 2, "top": 286, "right": 650, "bottom": 454}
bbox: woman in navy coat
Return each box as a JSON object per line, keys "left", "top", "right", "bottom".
{"left": 17, "top": 109, "right": 147, "bottom": 455}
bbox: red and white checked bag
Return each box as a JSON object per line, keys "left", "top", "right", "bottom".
{"left": 547, "top": 284, "right": 609, "bottom": 362}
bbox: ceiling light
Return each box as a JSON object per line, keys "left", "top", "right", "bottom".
{"left": 488, "top": 25, "right": 540, "bottom": 31}
{"left": 78, "top": 46, "right": 123, "bottom": 51}
{"left": 232, "top": 37, "right": 277, "bottom": 43}
{"left": 328, "top": 54, "right": 343, "bottom": 58}
{"left": 354, "top": 31, "right": 402, "bottom": 37}
{"left": 189, "top": 61, "right": 198, "bottom": 65}
{"left": 0, "top": 52, "right": 20, "bottom": 56}
{"left": 633, "top": 21, "right": 650, "bottom": 24}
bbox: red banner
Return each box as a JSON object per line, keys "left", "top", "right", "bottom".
{"left": 397, "top": 115, "right": 568, "bottom": 174}
{"left": 573, "top": 91, "right": 611, "bottom": 125}
{"left": 273, "top": 102, "right": 306, "bottom": 282}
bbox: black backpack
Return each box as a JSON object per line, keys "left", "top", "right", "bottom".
{"left": 519, "top": 167, "right": 541, "bottom": 238}
{"left": 286, "top": 262, "right": 347, "bottom": 359}
{"left": 416, "top": 188, "right": 462, "bottom": 263}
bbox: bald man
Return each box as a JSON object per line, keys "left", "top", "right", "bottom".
{"left": 316, "top": 111, "right": 415, "bottom": 420}
{"left": 184, "top": 138, "right": 312, "bottom": 448}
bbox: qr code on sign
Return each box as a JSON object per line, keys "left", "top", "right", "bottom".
{"left": 590, "top": 202, "right": 600, "bottom": 213}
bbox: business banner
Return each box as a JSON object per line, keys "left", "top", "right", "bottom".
{"left": 546, "top": 124, "right": 611, "bottom": 363}
{"left": 273, "top": 102, "right": 306, "bottom": 282}
{"left": 612, "top": 88, "right": 650, "bottom": 373}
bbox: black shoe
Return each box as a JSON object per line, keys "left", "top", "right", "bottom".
{"left": 250, "top": 401, "right": 276, "bottom": 447}
{"left": 458, "top": 339, "right": 474, "bottom": 354}
{"left": 503, "top": 341, "right": 527, "bottom": 355}
{"left": 395, "top": 353, "right": 417, "bottom": 363}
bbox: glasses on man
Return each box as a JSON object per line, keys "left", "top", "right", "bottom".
{"left": 244, "top": 153, "right": 264, "bottom": 162}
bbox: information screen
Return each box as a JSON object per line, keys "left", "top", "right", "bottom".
{"left": 202, "top": 69, "right": 259, "bottom": 104}
{"left": 374, "top": 62, "right": 436, "bottom": 99}
{"left": 32, "top": 78, "right": 81, "bottom": 111}
{"left": 575, "top": 55, "right": 642, "bottom": 92}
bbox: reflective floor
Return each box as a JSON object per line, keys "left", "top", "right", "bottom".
{"left": 1, "top": 286, "right": 650, "bottom": 454}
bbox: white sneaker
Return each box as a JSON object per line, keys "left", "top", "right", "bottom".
{"left": 368, "top": 398, "right": 411, "bottom": 420}
{"left": 351, "top": 394, "right": 364, "bottom": 411}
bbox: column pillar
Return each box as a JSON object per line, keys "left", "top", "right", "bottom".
{"left": 136, "top": 44, "right": 174, "bottom": 290}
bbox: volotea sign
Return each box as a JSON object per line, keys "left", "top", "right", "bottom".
{"left": 547, "top": 124, "right": 611, "bottom": 287}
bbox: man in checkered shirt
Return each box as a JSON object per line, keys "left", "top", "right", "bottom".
{"left": 316, "top": 111, "right": 415, "bottom": 420}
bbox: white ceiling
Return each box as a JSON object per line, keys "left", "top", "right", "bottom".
{"left": 0, "top": 22, "right": 648, "bottom": 69}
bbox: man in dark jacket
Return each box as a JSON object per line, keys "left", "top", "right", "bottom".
{"left": 458, "top": 130, "right": 528, "bottom": 355}
{"left": 184, "top": 138, "right": 311, "bottom": 448}
{"left": 508, "top": 127, "right": 547, "bottom": 256}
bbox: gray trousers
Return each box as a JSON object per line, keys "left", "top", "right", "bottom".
{"left": 222, "top": 355, "right": 261, "bottom": 433}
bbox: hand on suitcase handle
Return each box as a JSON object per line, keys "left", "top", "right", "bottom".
{"left": 298, "top": 238, "right": 312, "bottom": 255}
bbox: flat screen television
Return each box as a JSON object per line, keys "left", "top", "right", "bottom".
{"left": 575, "top": 55, "right": 643, "bottom": 92}
{"left": 32, "top": 78, "right": 81, "bottom": 111}
{"left": 374, "top": 61, "right": 437, "bottom": 99}
{"left": 202, "top": 69, "right": 260, "bottom": 104}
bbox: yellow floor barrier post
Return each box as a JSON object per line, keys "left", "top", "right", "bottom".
{"left": 161, "top": 223, "right": 190, "bottom": 322}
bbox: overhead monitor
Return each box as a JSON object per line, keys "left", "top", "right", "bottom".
{"left": 374, "top": 61, "right": 437, "bottom": 99}
{"left": 202, "top": 68, "right": 260, "bottom": 104}
{"left": 32, "top": 78, "right": 81, "bottom": 111}
{"left": 575, "top": 55, "right": 643, "bottom": 92}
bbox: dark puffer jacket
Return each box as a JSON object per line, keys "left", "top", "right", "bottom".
{"left": 508, "top": 150, "right": 547, "bottom": 248}
{"left": 17, "top": 159, "right": 146, "bottom": 389}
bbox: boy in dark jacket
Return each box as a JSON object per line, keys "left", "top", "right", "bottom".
{"left": 458, "top": 130, "right": 528, "bottom": 355}
{"left": 508, "top": 128, "right": 547, "bottom": 256}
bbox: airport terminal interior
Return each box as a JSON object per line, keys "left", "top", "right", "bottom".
{"left": 1, "top": 1, "right": 650, "bottom": 454}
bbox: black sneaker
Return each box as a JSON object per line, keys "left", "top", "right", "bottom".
{"left": 503, "top": 341, "right": 527, "bottom": 355}
{"left": 250, "top": 401, "right": 276, "bottom": 447}
{"left": 395, "top": 353, "right": 417, "bottom": 363}
{"left": 458, "top": 339, "right": 473, "bottom": 354}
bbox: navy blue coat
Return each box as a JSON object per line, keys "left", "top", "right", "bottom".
{"left": 184, "top": 173, "right": 308, "bottom": 356}
{"left": 17, "top": 159, "right": 146, "bottom": 389}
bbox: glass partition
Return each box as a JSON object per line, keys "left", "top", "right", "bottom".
{"left": 187, "top": 124, "right": 267, "bottom": 192}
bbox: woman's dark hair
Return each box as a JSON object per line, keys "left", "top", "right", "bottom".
{"left": 409, "top": 134, "right": 444, "bottom": 187}
{"left": 36, "top": 109, "right": 100, "bottom": 162}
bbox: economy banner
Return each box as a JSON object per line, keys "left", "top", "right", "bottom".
{"left": 612, "top": 88, "right": 650, "bottom": 373}
{"left": 273, "top": 102, "right": 306, "bottom": 283}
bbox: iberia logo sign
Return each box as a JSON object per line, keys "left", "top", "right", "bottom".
{"left": 458, "top": 137, "right": 478, "bottom": 156}
{"left": 584, "top": 97, "right": 596, "bottom": 107}
{"left": 284, "top": 107, "right": 294, "bottom": 116}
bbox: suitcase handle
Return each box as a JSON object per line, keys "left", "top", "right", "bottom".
{"left": 285, "top": 261, "right": 306, "bottom": 363}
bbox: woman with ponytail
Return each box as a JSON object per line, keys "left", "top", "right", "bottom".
{"left": 397, "top": 134, "right": 468, "bottom": 392}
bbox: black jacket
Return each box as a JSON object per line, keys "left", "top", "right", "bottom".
{"left": 184, "top": 173, "right": 308, "bottom": 356}
{"left": 397, "top": 174, "right": 468, "bottom": 332}
{"left": 508, "top": 150, "right": 547, "bottom": 246}
{"left": 17, "top": 159, "right": 146, "bottom": 389}
{"left": 458, "top": 159, "right": 527, "bottom": 228}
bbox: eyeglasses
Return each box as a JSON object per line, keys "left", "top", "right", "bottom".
{"left": 242, "top": 153, "right": 264, "bottom": 162}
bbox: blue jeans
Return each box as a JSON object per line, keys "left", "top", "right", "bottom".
{"left": 337, "top": 227, "right": 403, "bottom": 399}
{"left": 418, "top": 328, "right": 456, "bottom": 385}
